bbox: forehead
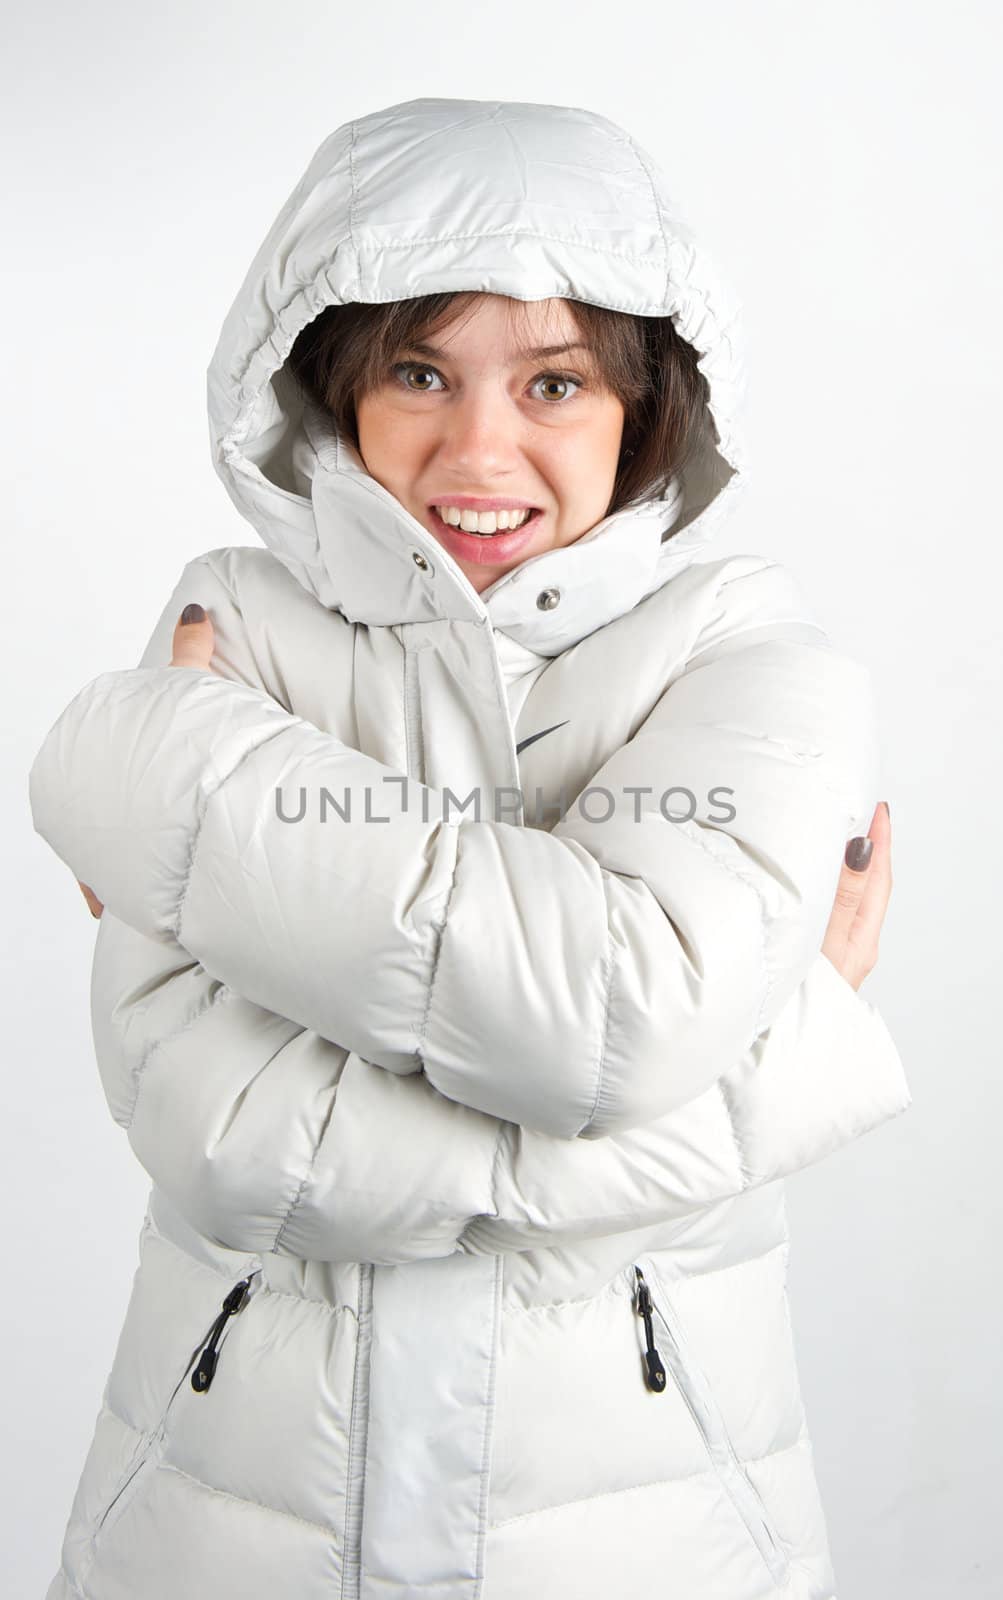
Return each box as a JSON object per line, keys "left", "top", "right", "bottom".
{"left": 408, "top": 293, "right": 584, "bottom": 359}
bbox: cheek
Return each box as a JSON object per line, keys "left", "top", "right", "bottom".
{"left": 356, "top": 400, "right": 417, "bottom": 477}
{"left": 556, "top": 426, "right": 621, "bottom": 503}
{"left": 355, "top": 396, "right": 386, "bottom": 452}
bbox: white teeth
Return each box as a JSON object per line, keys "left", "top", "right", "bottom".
{"left": 434, "top": 505, "right": 533, "bottom": 535}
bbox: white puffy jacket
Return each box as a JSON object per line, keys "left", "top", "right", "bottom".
{"left": 29, "top": 97, "right": 911, "bottom": 1600}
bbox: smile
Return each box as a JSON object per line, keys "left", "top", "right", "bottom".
{"left": 431, "top": 505, "right": 541, "bottom": 536}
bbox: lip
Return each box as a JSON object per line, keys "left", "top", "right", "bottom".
{"left": 425, "top": 505, "right": 544, "bottom": 565}
{"left": 427, "top": 496, "right": 542, "bottom": 512}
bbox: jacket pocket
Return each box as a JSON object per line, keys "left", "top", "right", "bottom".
{"left": 91, "top": 1269, "right": 262, "bottom": 1542}
{"left": 629, "top": 1260, "right": 791, "bottom": 1588}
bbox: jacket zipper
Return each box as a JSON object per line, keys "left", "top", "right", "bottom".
{"left": 191, "top": 1269, "right": 261, "bottom": 1393}
{"left": 402, "top": 640, "right": 426, "bottom": 784}
{"left": 629, "top": 1261, "right": 791, "bottom": 1587}
{"left": 340, "top": 1261, "right": 374, "bottom": 1600}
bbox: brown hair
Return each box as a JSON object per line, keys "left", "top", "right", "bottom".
{"left": 286, "top": 292, "right": 710, "bottom": 518}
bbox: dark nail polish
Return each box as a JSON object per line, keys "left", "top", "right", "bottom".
{"left": 180, "top": 603, "right": 206, "bottom": 624}
{"left": 845, "top": 836, "right": 873, "bottom": 871}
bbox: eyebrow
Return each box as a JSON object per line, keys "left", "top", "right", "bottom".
{"left": 403, "top": 340, "right": 592, "bottom": 363}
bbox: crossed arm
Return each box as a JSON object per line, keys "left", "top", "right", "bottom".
{"left": 28, "top": 554, "right": 909, "bottom": 1261}
{"left": 81, "top": 605, "right": 892, "bottom": 998}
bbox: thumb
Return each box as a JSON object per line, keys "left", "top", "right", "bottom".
{"left": 171, "top": 603, "right": 215, "bottom": 670}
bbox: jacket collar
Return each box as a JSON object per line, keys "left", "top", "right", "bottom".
{"left": 207, "top": 97, "right": 748, "bottom": 655}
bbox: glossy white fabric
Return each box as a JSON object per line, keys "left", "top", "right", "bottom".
{"left": 29, "top": 97, "right": 910, "bottom": 1600}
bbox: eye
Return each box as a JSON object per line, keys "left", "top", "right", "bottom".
{"left": 390, "top": 362, "right": 588, "bottom": 402}
{"left": 530, "top": 372, "right": 586, "bottom": 403}
{"left": 392, "top": 362, "right": 445, "bottom": 393}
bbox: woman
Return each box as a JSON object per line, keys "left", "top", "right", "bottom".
{"left": 29, "top": 98, "right": 908, "bottom": 1599}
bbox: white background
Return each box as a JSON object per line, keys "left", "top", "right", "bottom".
{"left": 4, "top": 1, "right": 1000, "bottom": 1594}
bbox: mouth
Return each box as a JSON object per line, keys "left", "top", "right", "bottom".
{"left": 428, "top": 504, "right": 543, "bottom": 536}
{"left": 425, "top": 504, "right": 545, "bottom": 562}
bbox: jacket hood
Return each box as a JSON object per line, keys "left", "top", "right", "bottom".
{"left": 206, "top": 96, "right": 748, "bottom": 654}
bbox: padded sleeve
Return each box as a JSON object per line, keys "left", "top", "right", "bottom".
{"left": 29, "top": 554, "right": 882, "bottom": 1139}
{"left": 90, "top": 907, "right": 910, "bottom": 1264}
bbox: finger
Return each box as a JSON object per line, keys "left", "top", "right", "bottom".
{"left": 847, "top": 799, "right": 892, "bottom": 953}
{"left": 78, "top": 881, "right": 104, "bottom": 919}
{"left": 826, "top": 804, "right": 881, "bottom": 945}
{"left": 171, "top": 603, "right": 215, "bottom": 670}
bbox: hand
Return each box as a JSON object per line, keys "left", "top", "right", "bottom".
{"left": 77, "top": 603, "right": 217, "bottom": 919}
{"left": 821, "top": 800, "right": 892, "bottom": 991}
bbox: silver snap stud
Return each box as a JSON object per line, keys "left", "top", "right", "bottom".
{"left": 411, "top": 550, "right": 431, "bottom": 572}
{"left": 536, "top": 587, "right": 561, "bottom": 610}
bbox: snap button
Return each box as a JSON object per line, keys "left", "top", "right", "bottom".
{"left": 411, "top": 550, "right": 432, "bottom": 573}
{"left": 536, "top": 587, "right": 561, "bottom": 610}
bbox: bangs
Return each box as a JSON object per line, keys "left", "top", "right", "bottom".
{"left": 287, "top": 292, "right": 710, "bottom": 519}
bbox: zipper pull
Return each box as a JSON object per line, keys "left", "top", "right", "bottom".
{"left": 191, "top": 1275, "right": 257, "bottom": 1394}
{"left": 634, "top": 1267, "right": 667, "bottom": 1393}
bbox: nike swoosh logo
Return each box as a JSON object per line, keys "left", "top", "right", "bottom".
{"left": 515, "top": 720, "right": 570, "bottom": 755}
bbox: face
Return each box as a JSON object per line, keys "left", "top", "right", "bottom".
{"left": 354, "top": 294, "right": 626, "bottom": 595}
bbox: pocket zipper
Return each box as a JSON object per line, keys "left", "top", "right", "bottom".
{"left": 633, "top": 1267, "right": 668, "bottom": 1392}
{"left": 87, "top": 1268, "right": 262, "bottom": 1561}
{"left": 629, "top": 1261, "right": 791, "bottom": 1587}
{"left": 191, "top": 1269, "right": 261, "bottom": 1393}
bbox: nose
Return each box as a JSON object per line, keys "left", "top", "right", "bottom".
{"left": 435, "top": 380, "right": 525, "bottom": 477}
